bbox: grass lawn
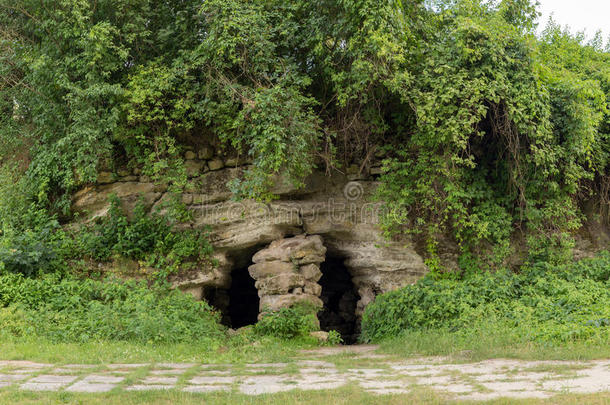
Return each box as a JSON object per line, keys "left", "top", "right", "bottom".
{"left": 378, "top": 327, "right": 610, "bottom": 362}
{"left": 2, "top": 324, "right": 609, "bottom": 366}
{"left": 1, "top": 332, "right": 609, "bottom": 405}
{"left": 0, "top": 336, "right": 319, "bottom": 365}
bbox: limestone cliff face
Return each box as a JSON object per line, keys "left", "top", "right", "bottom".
{"left": 72, "top": 148, "right": 429, "bottom": 318}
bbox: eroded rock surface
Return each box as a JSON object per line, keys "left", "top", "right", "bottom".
{"left": 71, "top": 151, "right": 430, "bottom": 319}
{"left": 248, "top": 235, "right": 326, "bottom": 313}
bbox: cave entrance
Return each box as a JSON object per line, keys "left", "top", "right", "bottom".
{"left": 227, "top": 267, "right": 259, "bottom": 328}
{"left": 204, "top": 264, "right": 260, "bottom": 329}
{"left": 318, "top": 256, "right": 360, "bottom": 344}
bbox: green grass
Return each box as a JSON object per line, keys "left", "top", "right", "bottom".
{"left": 378, "top": 325, "right": 610, "bottom": 362}
{"left": 0, "top": 386, "right": 609, "bottom": 405}
{"left": 2, "top": 322, "right": 610, "bottom": 366}
{"left": 0, "top": 336, "right": 319, "bottom": 365}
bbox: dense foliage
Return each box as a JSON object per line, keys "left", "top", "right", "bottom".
{"left": 254, "top": 303, "right": 320, "bottom": 339}
{"left": 0, "top": 0, "right": 608, "bottom": 348}
{"left": 0, "top": 195, "right": 212, "bottom": 281}
{"left": 0, "top": 0, "right": 608, "bottom": 264}
{"left": 80, "top": 196, "right": 214, "bottom": 281}
{"left": 0, "top": 273, "right": 224, "bottom": 343}
{"left": 361, "top": 252, "right": 610, "bottom": 344}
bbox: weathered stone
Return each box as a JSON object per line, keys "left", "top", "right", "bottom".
{"left": 126, "top": 385, "right": 174, "bottom": 391}
{"left": 248, "top": 261, "right": 296, "bottom": 280}
{"left": 299, "top": 264, "right": 322, "bottom": 282}
{"left": 182, "top": 286, "right": 204, "bottom": 300}
{"left": 255, "top": 273, "right": 306, "bottom": 295}
{"left": 142, "top": 376, "right": 178, "bottom": 385}
{"left": 303, "top": 281, "right": 322, "bottom": 296}
{"left": 185, "top": 150, "right": 197, "bottom": 160}
{"left": 252, "top": 235, "right": 326, "bottom": 265}
{"left": 21, "top": 375, "right": 78, "bottom": 391}
{"left": 75, "top": 165, "right": 434, "bottom": 321}
{"left": 172, "top": 252, "right": 231, "bottom": 291}
{"left": 73, "top": 182, "right": 160, "bottom": 220}
{"left": 309, "top": 331, "right": 329, "bottom": 342}
{"left": 185, "top": 160, "right": 205, "bottom": 177}
{"left": 153, "top": 183, "right": 169, "bottom": 193}
{"left": 182, "top": 194, "right": 193, "bottom": 205}
{"left": 347, "top": 173, "right": 366, "bottom": 181}
{"left": 117, "top": 168, "right": 131, "bottom": 177}
{"left": 224, "top": 157, "right": 239, "bottom": 166}
{"left": 198, "top": 147, "right": 214, "bottom": 160}
{"left": 97, "top": 171, "right": 114, "bottom": 184}
{"left": 119, "top": 175, "right": 138, "bottom": 182}
{"left": 259, "top": 294, "right": 323, "bottom": 312}
{"left": 346, "top": 164, "right": 360, "bottom": 175}
{"left": 208, "top": 159, "right": 224, "bottom": 171}
{"left": 66, "top": 375, "right": 124, "bottom": 393}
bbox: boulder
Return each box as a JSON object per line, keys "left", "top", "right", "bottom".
{"left": 185, "top": 160, "right": 206, "bottom": 177}
{"left": 299, "top": 264, "right": 322, "bottom": 282}
{"left": 97, "top": 171, "right": 114, "bottom": 184}
{"left": 259, "top": 294, "right": 323, "bottom": 312}
{"left": 208, "top": 159, "right": 224, "bottom": 171}
{"left": 254, "top": 273, "right": 306, "bottom": 295}
{"left": 248, "top": 261, "right": 296, "bottom": 280}
{"left": 309, "top": 331, "right": 329, "bottom": 343}
{"left": 198, "top": 146, "right": 214, "bottom": 160}
{"left": 252, "top": 234, "right": 326, "bottom": 265}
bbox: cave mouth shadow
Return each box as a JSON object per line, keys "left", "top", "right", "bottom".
{"left": 227, "top": 266, "right": 260, "bottom": 329}
{"left": 318, "top": 256, "right": 361, "bottom": 344}
{"left": 204, "top": 266, "right": 259, "bottom": 330}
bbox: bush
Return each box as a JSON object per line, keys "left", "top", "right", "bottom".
{"left": 0, "top": 273, "right": 225, "bottom": 343}
{"left": 254, "top": 303, "right": 319, "bottom": 339}
{"left": 361, "top": 253, "right": 610, "bottom": 344}
{"left": 326, "top": 330, "right": 343, "bottom": 346}
{"left": 0, "top": 229, "right": 57, "bottom": 277}
{"left": 78, "top": 195, "right": 214, "bottom": 282}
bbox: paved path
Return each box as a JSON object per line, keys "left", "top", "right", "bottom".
{"left": 1, "top": 358, "right": 609, "bottom": 400}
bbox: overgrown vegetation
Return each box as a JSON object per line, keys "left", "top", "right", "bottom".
{"left": 0, "top": 195, "right": 213, "bottom": 282}
{"left": 0, "top": 0, "right": 609, "bottom": 352}
{"left": 254, "top": 303, "right": 320, "bottom": 339}
{"left": 0, "top": 0, "right": 608, "bottom": 262}
{"left": 0, "top": 273, "right": 224, "bottom": 343}
{"left": 79, "top": 196, "right": 214, "bottom": 281}
{"left": 361, "top": 252, "right": 610, "bottom": 345}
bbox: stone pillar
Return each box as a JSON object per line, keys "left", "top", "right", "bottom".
{"left": 248, "top": 235, "right": 326, "bottom": 314}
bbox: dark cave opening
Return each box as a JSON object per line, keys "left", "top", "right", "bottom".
{"left": 227, "top": 267, "right": 260, "bottom": 329}
{"left": 318, "top": 256, "right": 361, "bottom": 344}
{"left": 204, "top": 266, "right": 260, "bottom": 329}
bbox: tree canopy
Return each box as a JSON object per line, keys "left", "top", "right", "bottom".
{"left": 0, "top": 0, "right": 608, "bottom": 264}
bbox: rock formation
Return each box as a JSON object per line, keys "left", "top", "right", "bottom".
{"left": 248, "top": 235, "right": 326, "bottom": 313}
{"left": 71, "top": 144, "right": 610, "bottom": 333}
{"left": 70, "top": 146, "right": 431, "bottom": 330}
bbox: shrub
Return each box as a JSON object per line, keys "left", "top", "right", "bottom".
{"left": 326, "top": 330, "right": 343, "bottom": 346}
{"left": 254, "top": 303, "right": 319, "bottom": 339}
{"left": 0, "top": 206, "right": 71, "bottom": 277}
{"left": 361, "top": 252, "right": 610, "bottom": 344}
{"left": 0, "top": 273, "right": 225, "bottom": 343}
{"left": 77, "top": 195, "right": 213, "bottom": 281}
{"left": 0, "top": 230, "right": 57, "bottom": 277}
